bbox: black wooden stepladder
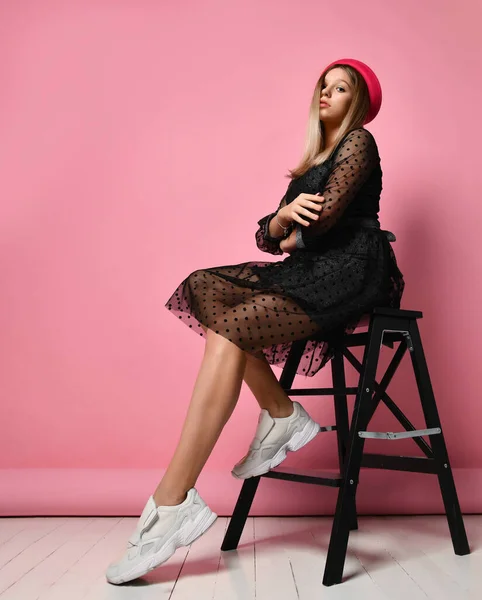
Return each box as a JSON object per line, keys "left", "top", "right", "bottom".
{"left": 221, "top": 307, "right": 470, "bottom": 587}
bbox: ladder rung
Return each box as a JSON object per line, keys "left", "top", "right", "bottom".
{"left": 358, "top": 427, "right": 441, "bottom": 440}
{"left": 286, "top": 387, "right": 359, "bottom": 396}
{"left": 319, "top": 425, "right": 336, "bottom": 433}
{"left": 262, "top": 467, "right": 342, "bottom": 487}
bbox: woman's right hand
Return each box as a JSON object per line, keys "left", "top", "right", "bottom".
{"left": 277, "top": 193, "right": 325, "bottom": 227}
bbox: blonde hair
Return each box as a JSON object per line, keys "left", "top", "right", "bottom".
{"left": 287, "top": 64, "right": 371, "bottom": 180}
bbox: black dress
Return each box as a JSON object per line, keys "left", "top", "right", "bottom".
{"left": 165, "top": 127, "right": 405, "bottom": 377}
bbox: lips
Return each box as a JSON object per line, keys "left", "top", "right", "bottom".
{"left": 320, "top": 102, "right": 330, "bottom": 107}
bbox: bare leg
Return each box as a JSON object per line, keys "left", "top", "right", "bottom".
{"left": 153, "top": 327, "right": 247, "bottom": 507}
{"left": 243, "top": 351, "right": 294, "bottom": 417}
{"left": 200, "top": 324, "right": 294, "bottom": 418}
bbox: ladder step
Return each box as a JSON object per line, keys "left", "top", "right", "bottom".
{"left": 319, "top": 425, "right": 336, "bottom": 433}
{"left": 362, "top": 454, "right": 439, "bottom": 473}
{"left": 358, "top": 427, "right": 441, "bottom": 440}
{"left": 262, "top": 467, "right": 342, "bottom": 487}
{"left": 286, "top": 387, "right": 359, "bottom": 396}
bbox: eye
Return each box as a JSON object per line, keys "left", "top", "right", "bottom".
{"left": 321, "top": 84, "right": 345, "bottom": 92}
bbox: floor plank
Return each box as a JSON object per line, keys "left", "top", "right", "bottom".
{"left": 0, "top": 519, "right": 30, "bottom": 547}
{"left": 34, "top": 517, "right": 129, "bottom": 600}
{"left": 169, "top": 517, "right": 227, "bottom": 599}
{"left": 0, "top": 515, "right": 481, "bottom": 599}
{"left": 0, "top": 518, "right": 95, "bottom": 599}
{"left": 213, "top": 517, "right": 255, "bottom": 600}
{"left": 252, "top": 516, "right": 301, "bottom": 600}
{"left": 364, "top": 515, "right": 482, "bottom": 597}
{"left": 362, "top": 517, "right": 465, "bottom": 599}
{"left": 279, "top": 516, "right": 389, "bottom": 599}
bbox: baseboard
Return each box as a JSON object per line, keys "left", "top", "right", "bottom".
{"left": 1, "top": 467, "right": 481, "bottom": 517}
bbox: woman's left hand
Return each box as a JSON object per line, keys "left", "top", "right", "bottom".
{"left": 279, "top": 228, "right": 298, "bottom": 253}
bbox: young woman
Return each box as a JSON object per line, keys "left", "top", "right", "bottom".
{"left": 106, "top": 58, "right": 405, "bottom": 584}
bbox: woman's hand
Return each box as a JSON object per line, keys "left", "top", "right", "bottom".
{"left": 278, "top": 192, "right": 325, "bottom": 253}
{"left": 279, "top": 228, "right": 298, "bottom": 254}
{"left": 277, "top": 192, "right": 325, "bottom": 227}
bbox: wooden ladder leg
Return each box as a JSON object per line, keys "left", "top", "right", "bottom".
{"left": 221, "top": 477, "right": 260, "bottom": 551}
{"left": 323, "top": 319, "right": 384, "bottom": 586}
{"left": 331, "top": 347, "right": 358, "bottom": 531}
{"left": 408, "top": 320, "right": 470, "bottom": 556}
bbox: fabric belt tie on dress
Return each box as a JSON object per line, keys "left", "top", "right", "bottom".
{"left": 344, "top": 217, "right": 396, "bottom": 242}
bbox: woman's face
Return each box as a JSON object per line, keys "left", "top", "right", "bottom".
{"left": 319, "top": 67, "right": 353, "bottom": 123}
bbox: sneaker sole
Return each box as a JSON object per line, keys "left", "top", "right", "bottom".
{"left": 231, "top": 417, "right": 320, "bottom": 479}
{"left": 106, "top": 505, "right": 218, "bottom": 584}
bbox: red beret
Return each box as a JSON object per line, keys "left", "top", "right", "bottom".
{"left": 322, "top": 58, "right": 382, "bottom": 124}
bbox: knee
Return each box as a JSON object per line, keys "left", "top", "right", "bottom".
{"left": 246, "top": 349, "right": 267, "bottom": 362}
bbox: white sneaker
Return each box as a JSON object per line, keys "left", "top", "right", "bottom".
{"left": 231, "top": 401, "right": 320, "bottom": 479}
{"left": 105, "top": 487, "right": 217, "bottom": 585}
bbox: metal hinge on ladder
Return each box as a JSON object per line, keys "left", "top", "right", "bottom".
{"left": 358, "top": 427, "right": 441, "bottom": 440}
{"left": 380, "top": 329, "right": 414, "bottom": 352}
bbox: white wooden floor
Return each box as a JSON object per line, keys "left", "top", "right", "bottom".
{"left": 1, "top": 514, "right": 481, "bottom": 599}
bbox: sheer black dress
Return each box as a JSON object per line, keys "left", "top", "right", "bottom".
{"left": 165, "top": 127, "right": 405, "bottom": 376}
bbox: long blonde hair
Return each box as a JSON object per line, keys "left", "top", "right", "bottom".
{"left": 287, "top": 64, "right": 370, "bottom": 180}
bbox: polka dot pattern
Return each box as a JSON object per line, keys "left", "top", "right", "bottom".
{"left": 165, "top": 229, "right": 404, "bottom": 376}
{"left": 256, "top": 128, "right": 383, "bottom": 255}
{"left": 165, "top": 128, "right": 405, "bottom": 377}
{"left": 297, "top": 128, "right": 381, "bottom": 248}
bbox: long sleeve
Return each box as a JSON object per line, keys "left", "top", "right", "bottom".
{"left": 255, "top": 191, "right": 293, "bottom": 255}
{"left": 295, "top": 128, "right": 379, "bottom": 250}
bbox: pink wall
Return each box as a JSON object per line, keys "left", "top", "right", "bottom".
{"left": 1, "top": 0, "right": 481, "bottom": 516}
